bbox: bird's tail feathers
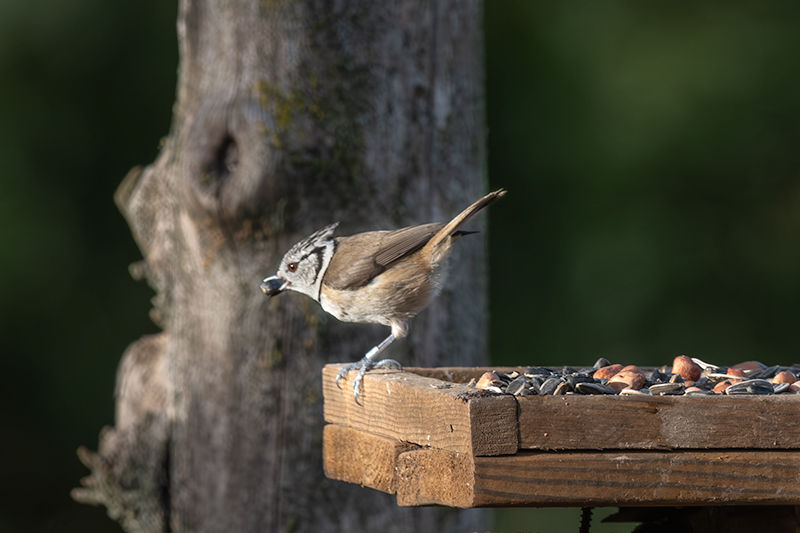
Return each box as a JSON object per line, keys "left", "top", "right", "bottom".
{"left": 425, "top": 189, "right": 506, "bottom": 260}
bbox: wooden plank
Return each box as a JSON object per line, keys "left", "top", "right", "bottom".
{"left": 518, "top": 394, "right": 800, "bottom": 450}
{"left": 323, "top": 424, "right": 478, "bottom": 507}
{"left": 322, "top": 424, "right": 415, "bottom": 494}
{"left": 323, "top": 364, "right": 518, "bottom": 456}
{"left": 469, "top": 449, "right": 800, "bottom": 507}
{"left": 395, "top": 446, "right": 476, "bottom": 508}
{"left": 324, "top": 424, "right": 800, "bottom": 508}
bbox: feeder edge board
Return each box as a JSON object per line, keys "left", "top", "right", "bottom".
{"left": 517, "top": 393, "right": 800, "bottom": 450}
{"left": 323, "top": 364, "right": 518, "bottom": 456}
{"left": 324, "top": 424, "right": 800, "bottom": 508}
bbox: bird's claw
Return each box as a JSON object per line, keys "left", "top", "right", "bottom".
{"left": 335, "top": 359, "right": 365, "bottom": 390}
{"left": 335, "top": 357, "right": 402, "bottom": 404}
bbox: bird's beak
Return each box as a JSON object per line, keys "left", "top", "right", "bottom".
{"left": 260, "top": 275, "right": 289, "bottom": 297}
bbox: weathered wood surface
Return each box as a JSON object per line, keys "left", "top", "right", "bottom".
{"left": 323, "top": 364, "right": 518, "bottom": 456}
{"left": 325, "top": 424, "right": 800, "bottom": 508}
{"left": 74, "top": 0, "right": 489, "bottom": 530}
{"left": 326, "top": 364, "right": 800, "bottom": 453}
{"left": 472, "top": 449, "right": 800, "bottom": 507}
{"left": 518, "top": 393, "right": 800, "bottom": 450}
{"left": 324, "top": 424, "right": 478, "bottom": 508}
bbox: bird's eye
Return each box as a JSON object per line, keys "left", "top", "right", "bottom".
{"left": 287, "top": 262, "right": 298, "bottom": 272}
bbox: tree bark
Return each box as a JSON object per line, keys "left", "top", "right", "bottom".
{"left": 73, "top": 0, "right": 487, "bottom": 531}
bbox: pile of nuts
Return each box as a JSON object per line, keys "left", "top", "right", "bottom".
{"left": 471, "top": 356, "right": 800, "bottom": 397}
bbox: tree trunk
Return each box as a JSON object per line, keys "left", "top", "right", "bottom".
{"left": 73, "top": 0, "right": 487, "bottom": 531}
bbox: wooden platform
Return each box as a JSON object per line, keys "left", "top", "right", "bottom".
{"left": 322, "top": 365, "right": 800, "bottom": 508}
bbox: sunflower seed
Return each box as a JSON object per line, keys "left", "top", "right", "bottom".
{"left": 747, "top": 365, "right": 781, "bottom": 380}
{"left": 525, "top": 367, "right": 554, "bottom": 377}
{"left": 539, "top": 376, "right": 563, "bottom": 396}
{"left": 650, "top": 382, "right": 685, "bottom": 395}
{"left": 566, "top": 374, "right": 595, "bottom": 388}
{"left": 620, "top": 388, "right": 651, "bottom": 396}
{"left": 691, "top": 358, "right": 720, "bottom": 372}
{"left": 773, "top": 382, "right": 791, "bottom": 394}
{"left": 575, "top": 382, "right": 617, "bottom": 395}
{"left": 725, "top": 379, "right": 774, "bottom": 395}
{"left": 593, "top": 357, "right": 613, "bottom": 370}
{"left": 553, "top": 381, "right": 571, "bottom": 395}
{"left": 648, "top": 368, "right": 670, "bottom": 383}
{"left": 505, "top": 375, "right": 529, "bottom": 396}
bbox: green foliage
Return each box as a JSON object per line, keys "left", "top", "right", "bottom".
{"left": 0, "top": 0, "right": 175, "bottom": 530}
{"left": 486, "top": 1, "right": 800, "bottom": 369}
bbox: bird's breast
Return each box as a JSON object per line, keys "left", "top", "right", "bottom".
{"left": 319, "top": 259, "right": 441, "bottom": 327}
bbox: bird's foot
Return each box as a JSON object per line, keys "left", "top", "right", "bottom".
{"left": 335, "top": 356, "right": 402, "bottom": 404}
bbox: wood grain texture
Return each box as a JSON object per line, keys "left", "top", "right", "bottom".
{"left": 322, "top": 424, "right": 477, "bottom": 507}
{"left": 77, "top": 0, "right": 489, "bottom": 530}
{"left": 323, "top": 364, "right": 518, "bottom": 456}
{"left": 471, "top": 449, "right": 800, "bottom": 507}
{"left": 518, "top": 394, "right": 800, "bottom": 450}
{"left": 395, "top": 446, "right": 476, "bottom": 507}
{"left": 324, "top": 424, "right": 800, "bottom": 508}
{"left": 323, "top": 424, "right": 417, "bottom": 494}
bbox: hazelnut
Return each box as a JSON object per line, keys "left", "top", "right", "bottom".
{"left": 619, "top": 365, "right": 645, "bottom": 376}
{"left": 713, "top": 380, "right": 731, "bottom": 394}
{"left": 672, "top": 355, "right": 702, "bottom": 382}
{"left": 593, "top": 364, "right": 623, "bottom": 379}
{"left": 607, "top": 371, "right": 645, "bottom": 391}
{"left": 773, "top": 371, "right": 797, "bottom": 385}
{"left": 726, "top": 368, "right": 746, "bottom": 383}
{"left": 475, "top": 371, "right": 500, "bottom": 389}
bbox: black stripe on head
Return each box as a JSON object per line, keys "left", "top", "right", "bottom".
{"left": 287, "top": 223, "right": 338, "bottom": 256}
{"left": 295, "top": 243, "right": 332, "bottom": 291}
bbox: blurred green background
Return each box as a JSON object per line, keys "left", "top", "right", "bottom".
{"left": 488, "top": 2, "right": 800, "bottom": 370}
{"left": 1, "top": 1, "right": 798, "bottom": 532}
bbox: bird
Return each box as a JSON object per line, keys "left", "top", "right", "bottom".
{"left": 260, "top": 189, "right": 506, "bottom": 402}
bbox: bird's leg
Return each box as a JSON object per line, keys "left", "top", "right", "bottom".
{"left": 336, "top": 334, "right": 402, "bottom": 403}
{"left": 365, "top": 334, "right": 397, "bottom": 362}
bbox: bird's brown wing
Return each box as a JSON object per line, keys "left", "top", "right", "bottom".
{"left": 373, "top": 223, "right": 444, "bottom": 266}
{"left": 324, "top": 223, "right": 445, "bottom": 290}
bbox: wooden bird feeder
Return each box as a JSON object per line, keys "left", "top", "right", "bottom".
{"left": 322, "top": 365, "right": 800, "bottom": 508}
